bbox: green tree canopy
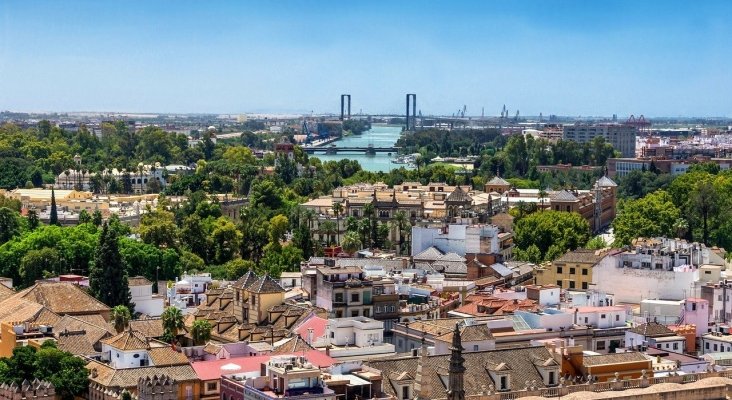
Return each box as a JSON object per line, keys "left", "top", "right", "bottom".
{"left": 612, "top": 190, "right": 681, "bottom": 246}
{"left": 514, "top": 211, "right": 590, "bottom": 261}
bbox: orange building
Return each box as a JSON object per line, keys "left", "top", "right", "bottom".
{"left": 669, "top": 324, "right": 697, "bottom": 353}
{"left": 551, "top": 344, "right": 652, "bottom": 382}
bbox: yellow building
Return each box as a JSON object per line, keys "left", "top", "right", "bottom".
{"left": 245, "top": 274, "right": 286, "bottom": 325}
{"left": 535, "top": 249, "right": 608, "bottom": 291}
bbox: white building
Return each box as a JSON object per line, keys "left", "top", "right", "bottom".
{"left": 168, "top": 272, "right": 213, "bottom": 312}
{"left": 625, "top": 321, "right": 686, "bottom": 353}
{"left": 128, "top": 276, "right": 164, "bottom": 317}
{"left": 432, "top": 323, "right": 496, "bottom": 355}
{"left": 569, "top": 306, "right": 630, "bottom": 329}
{"left": 316, "top": 317, "right": 395, "bottom": 361}
{"left": 411, "top": 224, "right": 502, "bottom": 256}
{"left": 701, "top": 332, "right": 732, "bottom": 354}
{"left": 562, "top": 123, "right": 637, "bottom": 158}
{"left": 279, "top": 272, "right": 302, "bottom": 289}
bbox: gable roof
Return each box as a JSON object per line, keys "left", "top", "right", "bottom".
{"left": 55, "top": 314, "right": 114, "bottom": 348}
{"left": 128, "top": 318, "right": 165, "bottom": 338}
{"left": 554, "top": 249, "right": 606, "bottom": 265}
{"left": 87, "top": 360, "right": 198, "bottom": 388}
{"left": 0, "top": 297, "right": 60, "bottom": 325}
{"left": 583, "top": 352, "right": 648, "bottom": 367}
{"left": 9, "top": 281, "right": 110, "bottom": 316}
{"left": 101, "top": 329, "right": 149, "bottom": 351}
{"left": 56, "top": 330, "right": 99, "bottom": 356}
{"left": 434, "top": 324, "right": 494, "bottom": 343}
{"left": 148, "top": 347, "right": 190, "bottom": 367}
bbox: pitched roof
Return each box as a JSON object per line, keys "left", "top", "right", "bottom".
{"left": 0, "top": 297, "right": 61, "bottom": 325}
{"left": 232, "top": 270, "right": 259, "bottom": 289}
{"left": 596, "top": 176, "right": 618, "bottom": 187}
{"left": 128, "top": 318, "right": 166, "bottom": 338}
{"left": 246, "top": 274, "right": 285, "bottom": 294}
{"left": 9, "top": 281, "right": 110, "bottom": 316}
{"left": 549, "top": 189, "right": 579, "bottom": 202}
{"left": 293, "top": 315, "right": 328, "bottom": 342}
{"left": 87, "top": 360, "right": 198, "bottom": 388}
{"left": 553, "top": 249, "right": 606, "bottom": 265}
{"left": 0, "top": 284, "right": 14, "bottom": 302}
{"left": 270, "top": 335, "right": 315, "bottom": 354}
{"left": 56, "top": 330, "right": 99, "bottom": 356}
{"left": 435, "top": 324, "right": 494, "bottom": 343}
{"left": 128, "top": 276, "right": 152, "bottom": 287}
{"left": 368, "top": 347, "right": 557, "bottom": 399}
{"left": 413, "top": 246, "right": 445, "bottom": 261}
{"left": 101, "top": 329, "right": 149, "bottom": 351}
{"left": 629, "top": 321, "right": 675, "bottom": 338}
{"left": 55, "top": 314, "right": 114, "bottom": 348}
{"left": 148, "top": 347, "right": 190, "bottom": 367}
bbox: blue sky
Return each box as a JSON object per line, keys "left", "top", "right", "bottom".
{"left": 1, "top": 1, "right": 730, "bottom": 117}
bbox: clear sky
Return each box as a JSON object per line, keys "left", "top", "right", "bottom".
{"left": 1, "top": 1, "right": 730, "bottom": 117}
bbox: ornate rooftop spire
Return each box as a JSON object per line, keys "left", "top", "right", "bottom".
{"left": 447, "top": 323, "right": 465, "bottom": 400}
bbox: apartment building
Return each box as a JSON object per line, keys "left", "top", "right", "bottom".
{"left": 563, "top": 123, "right": 637, "bottom": 157}
{"left": 314, "top": 265, "right": 373, "bottom": 319}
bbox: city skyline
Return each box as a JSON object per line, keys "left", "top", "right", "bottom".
{"left": 1, "top": 1, "right": 731, "bottom": 117}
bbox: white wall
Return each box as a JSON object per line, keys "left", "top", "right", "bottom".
{"left": 104, "top": 344, "right": 150, "bottom": 369}
{"left": 592, "top": 256, "right": 697, "bottom": 303}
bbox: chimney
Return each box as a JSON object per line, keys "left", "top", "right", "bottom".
{"left": 325, "top": 345, "right": 331, "bottom": 356}
{"left": 307, "top": 328, "right": 314, "bottom": 345}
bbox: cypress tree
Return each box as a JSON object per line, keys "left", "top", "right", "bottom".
{"left": 50, "top": 188, "right": 59, "bottom": 226}
{"left": 89, "top": 222, "right": 132, "bottom": 308}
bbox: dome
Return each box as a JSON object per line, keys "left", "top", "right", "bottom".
{"left": 220, "top": 363, "right": 241, "bottom": 371}
{"left": 207, "top": 125, "right": 217, "bottom": 132}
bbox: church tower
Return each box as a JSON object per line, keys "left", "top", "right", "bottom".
{"left": 447, "top": 324, "right": 465, "bottom": 400}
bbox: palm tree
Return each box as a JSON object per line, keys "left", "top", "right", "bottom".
{"left": 191, "top": 319, "right": 212, "bottom": 345}
{"left": 111, "top": 305, "right": 131, "bottom": 333}
{"left": 673, "top": 218, "right": 689, "bottom": 239}
{"left": 391, "top": 211, "right": 409, "bottom": 255}
{"left": 161, "top": 306, "right": 185, "bottom": 342}
{"left": 319, "top": 220, "right": 337, "bottom": 245}
{"left": 538, "top": 187, "right": 548, "bottom": 211}
{"left": 341, "top": 231, "right": 362, "bottom": 255}
{"left": 332, "top": 202, "right": 343, "bottom": 244}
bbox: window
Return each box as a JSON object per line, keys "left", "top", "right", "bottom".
{"left": 596, "top": 341, "right": 606, "bottom": 350}
{"left": 548, "top": 371, "right": 555, "bottom": 385}
{"left": 601, "top": 314, "right": 606, "bottom": 319}
{"left": 402, "top": 386, "right": 410, "bottom": 400}
{"left": 334, "top": 293, "right": 344, "bottom": 303}
{"left": 570, "top": 268, "right": 576, "bottom": 275}
{"left": 706, "top": 342, "right": 710, "bottom": 350}
{"left": 615, "top": 315, "right": 620, "bottom": 321}
{"left": 556, "top": 280, "right": 562, "bottom": 287}
{"left": 133, "top": 354, "right": 140, "bottom": 358}
{"left": 473, "top": 345, "right": 479, "bottom": 351}
{"left": 692, "top": 303, "right": 697, "bottom": 311}
{"left": 363, "top": 309, "right": 370, "bottom": 318}
{"left": 207, "top": 382, "right": 218, "bottom": 392}
{"left": 499, "top": 376, "right": 508, "bottom": 391}
{"left": 252, "top": 296, "right": 256, "bottom": 306}
{"left": 376, "top": 306, "right": 382, "bottom": 313}
{"left": 330, "top": 332, "right": 335, "bottom": 339}
{"left": 673, "top": 342, "right": 678, "bottom": 350}
{"left": 582, "top": 282, "right": 588, "bottom": 290}
{"left": 556, "top": 266, "right": 563, "bottom": 274}
{"left": 714, "top": 344, "right": 718, "bottom": 352}
{"left": 569, "top": 281, "right": 575, "bottom": 289}
{"left": 584, "top": 317, "right": 588, "bottom": 324}
{"left": 351, "top": 293, "right": 360, "bottom": 302}
{"left": 582, "top": 269, "right": 588, "bottom": 276}
{"left": 351, "top": 310, "right": 359, "bottom": 317}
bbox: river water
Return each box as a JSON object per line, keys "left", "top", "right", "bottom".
{"left": 310, "top": 124, "right": 412, "bottom": 172}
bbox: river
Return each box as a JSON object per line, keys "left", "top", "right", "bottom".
{"left": 311, "top": 124, "right": 413, "bottom": 172}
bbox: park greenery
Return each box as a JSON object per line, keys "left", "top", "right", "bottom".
{"left": 0, "top": 342, "right": 88, "bottom": 400}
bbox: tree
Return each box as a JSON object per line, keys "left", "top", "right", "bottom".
{"left": 224, "top": 259, "right": 256, "bottom": 281}
{"left": 89, "top": 222, "right": 132, "bottom": 308}
{"left": 0, "top": 207, "right": 20, "bottom": 245}
{"left": 212, "top": 217, "right": 242, "bottom": 264}
{"left": 341, "top": 231, "right": 362, "bottom": 255}
{"left": 268, "top": 214, "right": 289, "bottom": 245}
{"left": 191, "top": 319, "right": 213, "bottom": 345}
{"left": 585, "top": 236, "right": 608, "bottom": 250}
{"left": 332, "top": 201, "right": 343, "bottom": 244}
{"left": 50, "top": 188, "right": 59, "bottom": 226}
{"left": 391, "top": 210, "right": 411, "bottom": 255}
{"left": 0, "top": 344, "right": 88, "bottom": 400}
{"left": 692, "top": 181, "right": 718, "bottom": 245}
{"left": 319, "top": 220, "right": 337, "bottom": 245}
{"left": 514, "top": 211, "right": 590, "bottom": 261}
{"left": 161, "top": 307, "right": 185, "bottom": 342}
{"left": 20, "top": 247, "right": 64, "bottom": 286}
{"left": 92, "top": 209, "right": 103, "bottom": 226}
{"left": 111, "top": 305, "right": 131, "bottom": 333}
{"left": 612, "top": 190, "right": 681, "bottom": 246}
{"left": 27, "top": 209, "right": 40, "bottom": 230}
{"left": 139, "top": 209, "right": 178, "bottom": 249}
{"left": 78, "top": 210, "right": 91, "bottom": 224}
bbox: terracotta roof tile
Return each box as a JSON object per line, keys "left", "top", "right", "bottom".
{"left": 101, "top": 329, "right": 149, "bottom": 351}
{"left": 148, "top": 347, "right": 190, "bottom": 367}
{"left": 127, "top": 276, "right": 152, "bottom": 287}
{"left": 246, "top": 275, "right": 285, "bottom": 294}
{"left": 9, "top": 281, "right": 110, "bottom": 316}
{"left": 583, "top": 352, "right": 648, "bottom": 367}
{"left": 87, "top": 360, "right": 198, "bottom": 389}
